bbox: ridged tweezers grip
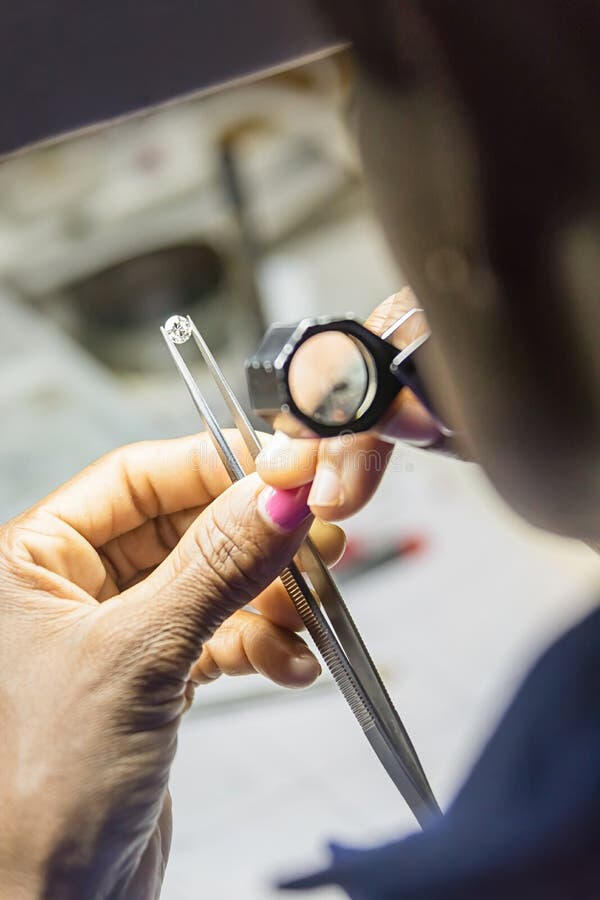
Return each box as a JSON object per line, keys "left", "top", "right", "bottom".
{"left": 281, "top": 559, "right": 436, "bottom": 827}
{"left": 281, "top": 562, "right": 375, "bottom": 731}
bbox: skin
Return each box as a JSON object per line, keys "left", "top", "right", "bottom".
{"left": 308, "top": 1, "right": 600, "bottom": 540}
{"left": 259, "top": 63, "right": 600, "bottom": 539}
{"left": 350, "top": 65, "right": 600, "bottom": 541}
{"left": 257, "top": 287, "right": 441, "bottom": 520}
{"left": 0, "top": 431, "right": 345, "bottom": 898}
{"left": 4, "top": 13, "right": 600, "bottom": 895}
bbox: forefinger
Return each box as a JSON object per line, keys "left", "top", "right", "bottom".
{"left": 41, "top": 431, "right": 258, "bottom": 548}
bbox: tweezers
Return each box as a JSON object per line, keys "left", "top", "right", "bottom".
{"left": 161, "top": 315, "right": 441, "bottom": 827}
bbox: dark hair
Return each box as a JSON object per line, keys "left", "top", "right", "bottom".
{"left": 316, "top": 1, "right": 600, "bottom": 227}
{"left": 315, "top": 1, "right": 600, "bottom": 418}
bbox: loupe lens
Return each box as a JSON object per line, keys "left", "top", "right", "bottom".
{"left": 288, "top": 331, "right": 372, "bottom": 427}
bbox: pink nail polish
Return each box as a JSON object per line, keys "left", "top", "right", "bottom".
{"left": 260, "top": 484, "right": 312, "bottom": 532}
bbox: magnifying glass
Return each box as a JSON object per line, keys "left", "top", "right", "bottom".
{"left": 246, "top": 312, "right": 451, "bottom": 439}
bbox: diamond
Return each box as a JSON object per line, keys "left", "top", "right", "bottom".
{"left": 164, "top": 315, "right": 192, "bottom": 344}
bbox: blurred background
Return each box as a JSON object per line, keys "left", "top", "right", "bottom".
{"left": 1, "top": 53, "right": 599, "bottom": 899}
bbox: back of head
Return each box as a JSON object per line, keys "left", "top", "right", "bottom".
{"left": 316, "top": 0, "right": 600, "bottom": 539}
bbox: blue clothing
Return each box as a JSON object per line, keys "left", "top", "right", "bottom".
{"left": 281, "top": 606, "right": 600, "bottom": 898}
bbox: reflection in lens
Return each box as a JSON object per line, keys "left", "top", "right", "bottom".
{"left": 288, "top": 332, "right": 369, "bottom": 426}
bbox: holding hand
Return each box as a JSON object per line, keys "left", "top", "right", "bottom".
{"left": 0, "top": 432, "right": 343, "bottom": 899}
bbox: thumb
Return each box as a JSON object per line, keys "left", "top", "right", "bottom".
{"left": 102, "top": 473, "right": 313, "bottom": 676}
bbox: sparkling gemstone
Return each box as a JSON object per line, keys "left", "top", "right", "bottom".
{"left": 164, "top": 315, "right": 192, "bottom": 344}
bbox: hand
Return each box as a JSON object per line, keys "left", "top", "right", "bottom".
{"left": 0, "top": 432, "right": 344, "bottom": 899}
{"left": 256, "top": 287, "right": 440, "bottom": 521}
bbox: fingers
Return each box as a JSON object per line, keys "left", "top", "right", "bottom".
{"left": 98, "top": 506, "right": 203, "bottom": 594}
{"left": 377, "top": 386, "right": 441, "bottom": 444}
{"left": 115, "top": 515, "right": 346, "bottom": 634}
{"left": 363, "top": 288, "right": 438, "bottom": 443}
{"left": 189, "top": 610, "right": 321, "bottom": 689}
{"left": 101, "top": 493, "right": 344, "bottom": 597}
{"left": 101, "top": 509, "right": 344, "bottom": 621}
{"left": 367, "top": 289, "right": 439, "bottom": 444}
{"left": 255, "top": 288, "right": 440, "bottom": 520}
{"left": 307, "top": 518, "right": 347, "bottom": 567}
{"left": 103, "top": 473, "right": 313, "bottom": 676}
{"left": 258, "top": 431, "right": 393, "bottom": 522}
{"left": 15, "top": 430, "right": 344, "bottom": 620}
{"left": 364, "top": 286, "right": 424, "bottom": 343}
{"left": 307, "top": 433, "right": 394, "bottom": 521}
{"left": 250, "top": 518, "right": 346, "bottom": 631}
{"left": 255, "top": 430, "right": 320, "bottom": 489}
{"left": 40, "top": 431, "right": 257, "bottom": 548}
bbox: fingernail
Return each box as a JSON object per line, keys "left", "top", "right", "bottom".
{"left": 256, "top": 430, "right": 292, "bottom": 473}
{"left": 307, "top": 465, "right": 344, "bottom": 508}
{"left": 258, "top": 483, "right": 312, "bottom": 533}
{"left": 286, "top": 651, "right": 321, "bottom": 686}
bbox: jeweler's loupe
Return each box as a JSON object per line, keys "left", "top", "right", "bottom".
{"left": 246, "top": 314, "right": 449, "bottom": 439}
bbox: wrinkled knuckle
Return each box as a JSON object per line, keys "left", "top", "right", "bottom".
{"left": 149, "top": 619, "right": 202, "bottom": 667}
{"left": 0, "top": 524, "right": 15, "bottom": 570}
{"left": 0, "top": 521, "right": 30, "bottom": 583}
{"left": 196, "top": 504, "right": 271, "bottom": 603}
{"left": 109, "top": 439, "right": 148, "bottom": 465}
{"left": 143, "top": 597, "right": 209, "bottom": 671}
{"left": 96, "top": 607, "right": 198, "bottom": 707}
